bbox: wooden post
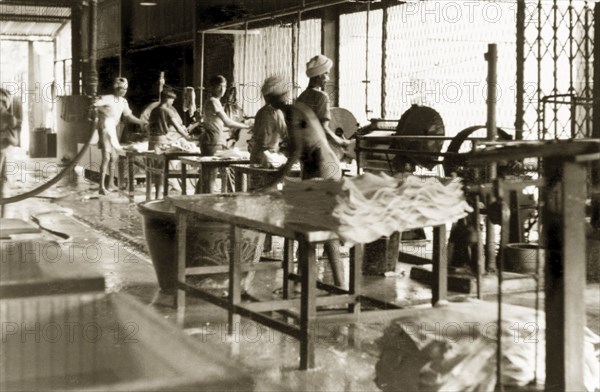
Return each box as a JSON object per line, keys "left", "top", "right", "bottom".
{"left": 120, "top": 0, "right": 133, "bottom": 81}
{"left": 431, "top": 225, "right": 448, "bottom": 306}
{"left": 86, "top": 0, "right": 98, "bottom": 98}
{"left": 228, "top": 225, "right": 242, "bottom": 335}
{"left": 299, "top": 235, "right": 316, "bottom": 369}
{"left": 591, "top": 1, "right": 600, "bottom": 229}
{"left": 543, "top": 158, "right": 586, "bottom": 391}
{"left": 321, "top": 8, "right": 339, "bottom": 106}
{"left": 515, "top": 1, "right": 525, "bottom": 140}
{"left": 485, "top": 44, "right": 498, "bottom": 272}
{"left": 71, "top": 1, "right": 83, "bottom": 95}
{"left": 176, "top": 210, "right": 188, "bottom": 324}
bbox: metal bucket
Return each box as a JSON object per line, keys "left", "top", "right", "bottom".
{"left": 138, "top": 200, "right": 264, "bottom": 293}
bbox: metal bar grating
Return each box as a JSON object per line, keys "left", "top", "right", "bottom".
{"left": 522, "top": 0, "right": 594, "bottom": 140}
{"left": 233, "top": 20, "right": 320, "bottom": 116}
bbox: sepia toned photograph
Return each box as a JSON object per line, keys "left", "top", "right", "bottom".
{"left": 0, "top": 0, "right": 598, "bottom": 391}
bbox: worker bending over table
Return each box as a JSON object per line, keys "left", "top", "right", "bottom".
{"left": 200, "top": 75, "right": 250, "bottom": 193}
{"left": 147, "top": 89, "right": 193, "bottom": 196}
{"left": 94, "top": 77, "right": 147, "bottom": 195}
{"left": 257, "top": 75, "right": 347, "bottom": 287}
{"left": 247, "top": 76, "right": 289, "bottom": 190}
{"left": 148, "top": 89, "right": 191, "bottom": 149}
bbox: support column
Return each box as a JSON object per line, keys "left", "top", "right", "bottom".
{"left": 120, "top": 0, "right": 133, "bottom": 81}
{"left": 591, "top": 1, "right": 600, "bottom": 228}
{"left": 86, "top": 0, "right": 98, "bottom": 98}
{"left": 514, "top": 0, "right": 525, "bottom": 140}
{"left": 71, "top": 1, "right": 83, "bottom": 95}
{"left": 321, "top": 8, "right": 339, "bottom": 107}
{"left": 543, "top": 158, "right": 586, "bottom": 391}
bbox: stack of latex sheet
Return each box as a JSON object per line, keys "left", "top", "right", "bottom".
{"left": 214, "top": 148, "right": 250, "bottom": 160}
{"left": 282, "top": 172, "right": 472, "bottom": 245}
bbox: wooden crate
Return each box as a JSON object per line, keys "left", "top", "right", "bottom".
{"left": 0, "top": 292, "right": 254, "bottom": 391}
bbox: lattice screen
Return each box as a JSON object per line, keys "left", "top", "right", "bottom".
{"left": 383, "top": 2, "right": 517, "bottom": 138}
{"left": 297, "top": 19, "right": 322, "bottom": 98}
{"left": 339, "top": 9, "right": 383, "bottom": 126}
{"left": 523, "top": 0, "right": 594, "bottom": 140}
{"left": 233, "top": 19, "right": 321, "bottom": 117}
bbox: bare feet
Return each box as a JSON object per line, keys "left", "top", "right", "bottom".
{"left": 99, "top": 187, "right": 108, "bottom": 195}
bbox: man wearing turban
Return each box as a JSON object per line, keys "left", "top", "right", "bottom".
{"left": 254, "top": 74, "right": 345, "bottom": 287}
{"left": 248, "top": 76, "right": 289, "bottom": 173}
{"left": 296, "top": 55, "right": 349, "bottom": 152}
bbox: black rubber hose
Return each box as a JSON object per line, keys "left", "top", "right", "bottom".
{"left": 1, "top": 120, "right": 96, "bottom": 205}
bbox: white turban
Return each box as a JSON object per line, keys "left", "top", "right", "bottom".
{"left": 306, "top": 55, "right": 332, "bottom": 78}
{"left": 113, "top": 77, "right": 128, "bottom": 90}
{"left": 261, "top": 75, "right": 289, "bottom": 97}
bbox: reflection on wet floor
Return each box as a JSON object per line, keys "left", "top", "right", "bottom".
{"left": 3, "top": 163, "right": 599, "bottom": 391}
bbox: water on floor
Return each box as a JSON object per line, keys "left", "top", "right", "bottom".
{"left": 2, "top": 152, "right": 599, "bottom": 391}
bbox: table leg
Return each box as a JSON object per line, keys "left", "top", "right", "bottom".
{"left": 200, "top": 166, "right": 211, "bottom": 194}
{"left": 299, "top": 236, "right": 316, "bottom": 370}
{"left": 220, "top": 167, "right": 227, "bottom": 193}
{"left": 228, "top": 225, "right": 242, "bottom": 335}
{"left": 432, "top": 225, "right": 448, "bottom": 306}
{"left": 163, "top": 157, "right": 170, "bottom": 199}
{"left": 349, "top": 243, "right": 363, "bottom": 316}
{"left": 145, "top": 157, "right": 152, "bottom": 201}
{"left": 181, "top": 162, "right": 187, "bottom": 195}
{"left": 282, "top": 238, "right": 295, "bottom": 299}
{"left": 544, "top": 159, "right": 586, "bottom": 391}
{"left": 234, "top": 170, "right": 246, "bottom": 192}
{"left": 117, "top": 155, "right": 125, "bottom": 190}
{"left": 194, "top": 165, "right": 202, "bottom": 194}
{"left": 176, "top": 210, "right": 188, "bottom": 325}
{"left": 128, "top": 156, "right": 134, "bottom": 200}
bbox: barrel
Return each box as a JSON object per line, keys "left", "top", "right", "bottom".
{"left": 138, "top": 200, "right": 264, "bottom": 293}
{"left": 29, "top": 128, "right": 49, "bottom": 158}
{"left": 504, "top": 243, "right": 545, "bottom": 275}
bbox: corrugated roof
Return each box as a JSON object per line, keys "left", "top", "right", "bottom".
{"left": 0, "top": 2, "right": 70, "bottom": 38}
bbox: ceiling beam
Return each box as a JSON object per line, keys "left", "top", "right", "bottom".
{"left": 0, "top": 13, "right": 69, "bottom": 23}
{"left": 0, "top": 0, "right": 76, "bottom": 7}
{"left": 0, "top": 34, "right": 54, "bottom": 41}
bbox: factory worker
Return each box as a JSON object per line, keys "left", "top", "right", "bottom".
{"left": 249, "top": 76, "right": 289, "bottom": 168}
{"left": 200, "top": 75, "right": 250, "bottom": 192}
{"left": 0, "top": 88, "right": 18, "bottom": 199}
{"left": 147, "top": 89, "right": 190, "bottom": 150}
{"left": 146, "top": 89, "right": 192, "bottom": 196}
{"left": 257, "top": 75, "right": 344, "bottom": 287}
{"left": 94, "top": 77, "right": 147, "bottom": 195}
{"left": 296, "top": 55, "right": 350, "bottom": 151}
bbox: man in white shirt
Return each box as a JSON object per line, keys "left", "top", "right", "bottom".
{"left": 94, "top": 77, "right": 146, "bottom": 195}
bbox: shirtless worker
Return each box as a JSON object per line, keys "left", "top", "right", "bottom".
{"left": 258, "top": 75, "right": 346, "bottom": 287}
{"left": 94, "top": 77, "right": 147, "bottom": 195}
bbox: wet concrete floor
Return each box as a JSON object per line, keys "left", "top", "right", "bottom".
{"left": 2, "top": 153, "right": 599, "bottom": 391}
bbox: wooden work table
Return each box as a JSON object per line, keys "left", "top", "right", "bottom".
{"left": 179, "top": 156, "right": 250, "bottom": 194}
{"left": 144, "top": 151, "right": 203, "bottom": 200}
{"left": 230, "top": 164, "right": 300, "bottom": 192}
{"left": 117, "top": 149, "right": 147, "bottom": 200}
{"left": 170, "top": 192, "right": 448, "bottom": 370}
{"left": 231, "top": 162, "right": 357, "bottom": 192}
